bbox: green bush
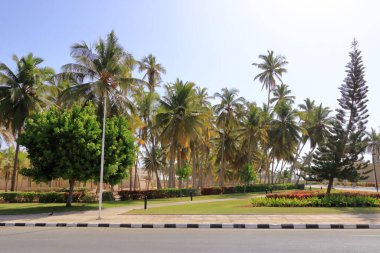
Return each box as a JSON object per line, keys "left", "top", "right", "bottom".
{"left": 38, "top": 192, "right": 66, "bottom": 203}
{"left": 102, "top": 191, "right": 115, "bottom": 201}
{"left": 251, "top": 195, "right": 380, "bottom": 207}
{"left": 0, "top": 193, "right": 20, "bottom": 203}
{"left": 118, "top": 188, "right": 199, "bottom": 201}
{"left": 0, "top": 191, "right": 96, "bottom": 203}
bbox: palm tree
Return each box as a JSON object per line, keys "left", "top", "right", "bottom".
{"left": 269, "top": 100, "right": 301, "bottom": 183}
{"left": 238, "top": 103, "right": 269, "bottom": 166}
{"left": 252, "top": 50, "right": 288, "bottom": 109}
{"left": 156, "top": 79, "right": 206, "bottom": 187}
{"left": 0, "top": 53, "right": 54, "bottom": 191}
{"left": 291, "top": 102, "right": 332, "bottom": 183}
{"left": 138, "top": 54, "right": 166, "bottom": 93}
{"left": 270, "top": 83, "right": 295, "bottom": 106}
{"left": 298, "top": 98, "right": 315, "bottom": 112}
{"left": 304, "top": 104, "right": 333, "bottom": 150}
{"left": 366, "top": 128, "right": 380, "bottom": 191}
{"left": 213, "top": 88, "right": 245, "bottom": 187}
{"left": 58, "top": 31, "right": 144, "bottom": 116}
{"left": 137, "top": 55, "right": 166, "bottom": 188}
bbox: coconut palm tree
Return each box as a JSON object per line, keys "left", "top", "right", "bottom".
{"left": 156, "top": 79, "right": 206, "bottom": 187}
{"left": 238, "top": 103, "right": 269, "bottom": 166}
{"left": 138, "top": 54, "right": 166, "bottom": 93}
{"left": 252, "top": 50, "right": 288, "bottom": 109}
{"left": 366, "top": 128, "right": 380, "bottom": 191}
{"left": 304, "top": 104, "right": 333, "bottom": 150}
{"left": 0, "top": 53, "right": 54, "bottom": 191}
{"left": 213, "top": 88, "right": 245, "bottom": 187}
{"left": 270, "top": 83, "right": 295, "bottom": 106}
{"left": 58, "top": 31, "right": 144, "bottom": 116}
{"left": 268, "top": 100, "right": 301, "bottom": 183}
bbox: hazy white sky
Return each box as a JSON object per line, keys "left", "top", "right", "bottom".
{"left": 1, "top": 0, "right": 379, "bottom": 129}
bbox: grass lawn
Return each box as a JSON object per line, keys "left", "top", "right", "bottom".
{"left": 126, "top": 198, "right": 380, "bottom": 215}
{"left": 0, "top": 192, "right": 265, "bottom": 215}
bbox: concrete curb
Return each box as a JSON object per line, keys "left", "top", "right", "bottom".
{"left": 1, "top": 222, "right": 380, "bottom": 229}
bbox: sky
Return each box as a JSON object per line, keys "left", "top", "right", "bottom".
{"left": 1, "top": 0, "right": 380, "bottom": 130}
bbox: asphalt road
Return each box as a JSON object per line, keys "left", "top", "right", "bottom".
{"left": 311, "top": 184, "right": 379, "bottom": 192}
{"left": 1, "top": 227, "right": 380, "bottom": 253}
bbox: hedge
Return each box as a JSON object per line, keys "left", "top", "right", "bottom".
{"left": 119, "top": 184, "right": 303, "bottom": 201}
{"left": 201, "top": 183, "right": 304, "bottom": 195}
{"left": 251, "top": 195, "right": 380, "bottom": 207}
{"left": 0, "top": 191, "right": 97, "bottom": 203}
{"left": 266, "top": 190, "right": 380, "bottom": 199}
{"left": 119, "top": 188, "right": 198, "bottom": 201}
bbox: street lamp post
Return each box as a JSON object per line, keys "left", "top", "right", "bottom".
{"left": 372, "top": 143, "right": 379, "bottom": 193}
{"left": 97, "top": 83, "right": 110, "bottom": 220}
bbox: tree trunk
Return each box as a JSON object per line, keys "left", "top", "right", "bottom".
{"left": 133, "top": 161, "right": 138, "bottom": 191}
{"left": 219, "top": 130, "right": 225, "bottom": 187}
{"left": 5, "top": 170, "right": 9, "bottom": 192}
{"left": 154, "top": 167, "right": 162, "bottom": 189}
{"left": 129, "top": 167, "right": 133, "bottom": 190}
{"left": 326, "top": 177, "right": 334, "bottom": 195}
{"left": 169, "top": 141, "right": 175, "bottom": 188}
{"left": 66, "top": 179, "right": 75, "bottom": 207}
{"left": 10, "top": 141, "right": 20, "bottom": 192}
{"left": 191, "top": 142, "right": 197, "bottom": 189}
{"left": 197, "top": 148, "right": 202, "bottom": 189}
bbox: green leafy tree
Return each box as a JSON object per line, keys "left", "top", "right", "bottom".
{"left": 240, "top": 164, "right": 257, "bottom": 189}
{"left": 309, "top": 40, "right": 370, "bottom": 194}
{"left": 19, "top": 104, "right": 135, "bottom": 206}
{"left": 176, "top": 164, "right": 192, "bottom": 189}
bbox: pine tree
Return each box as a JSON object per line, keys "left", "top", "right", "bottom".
{"left": 308, "top": 39, "right": 370, "bottom": 194}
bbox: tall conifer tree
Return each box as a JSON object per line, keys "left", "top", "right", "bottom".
{"left": 308, "top": 39, "right": 370, "bottom": 193}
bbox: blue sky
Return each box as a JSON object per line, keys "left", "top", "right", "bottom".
{"left": 1, "top": 0, "right": 380, "bottom": 129}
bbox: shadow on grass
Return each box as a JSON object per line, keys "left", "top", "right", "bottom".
{"left": 0, "top": 203, "right": 97, "bottom": 216}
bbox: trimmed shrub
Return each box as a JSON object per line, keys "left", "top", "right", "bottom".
{"left": 0, "top": 191, "right": 96, "bottom": 203}
{"left": 102, "top": 191, "right": 115, "bottom": 201}
{"left": 252, "top": 191, "right": 380, "bottom": 207}
{"left": 0, "top": 193, "right": 20, "bottom": 203}
{"left": 118, "top": 188, "right": 198, "bottom": 201}
{"left": 118, "top": 184, "right": 302, "bottom": 200}
{"left": 266, "top": 190, "right": 380, "bottom": 199}
{"left": 38, "top": 192, "right": 66, "bottom": 203}
{"left": 200, "top": 187, "right": 223, "bottom": 195}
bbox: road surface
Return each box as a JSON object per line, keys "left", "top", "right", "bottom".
{"left": 1, "top": 227, "right": 380, "bottom": 253}
{"left": 311, "top": 184, "right": 379, "bottom": 192}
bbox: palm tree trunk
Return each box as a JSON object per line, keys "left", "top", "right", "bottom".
{"left": 177, "top": 148, "right": 181, "bottom": 188}
{"left": 10, "top": 141, "right": 20, "bottom": 192}
{"left": 191, "top": 142, "right": 197, "bottom": 189}
{"left": 267, "top": 85, "right": 271, "bottom": 109}
{"left": 197, "top": 147, "right": 201, "bottom": 189}
{"left": 129, "top": 167, "right": 133, "bottom": 190}
{"left": 169, "top": 141, "right": 175, "bottom": 188}
{"left": 154, "top": 167, "right": 162, "bottom": 189}
{"left": 219, "top": 130, "right": 225, "bottom": 187}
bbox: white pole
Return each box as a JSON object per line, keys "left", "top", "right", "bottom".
{"left": 97, "top": 95, "right": 106, "bottom": 220}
